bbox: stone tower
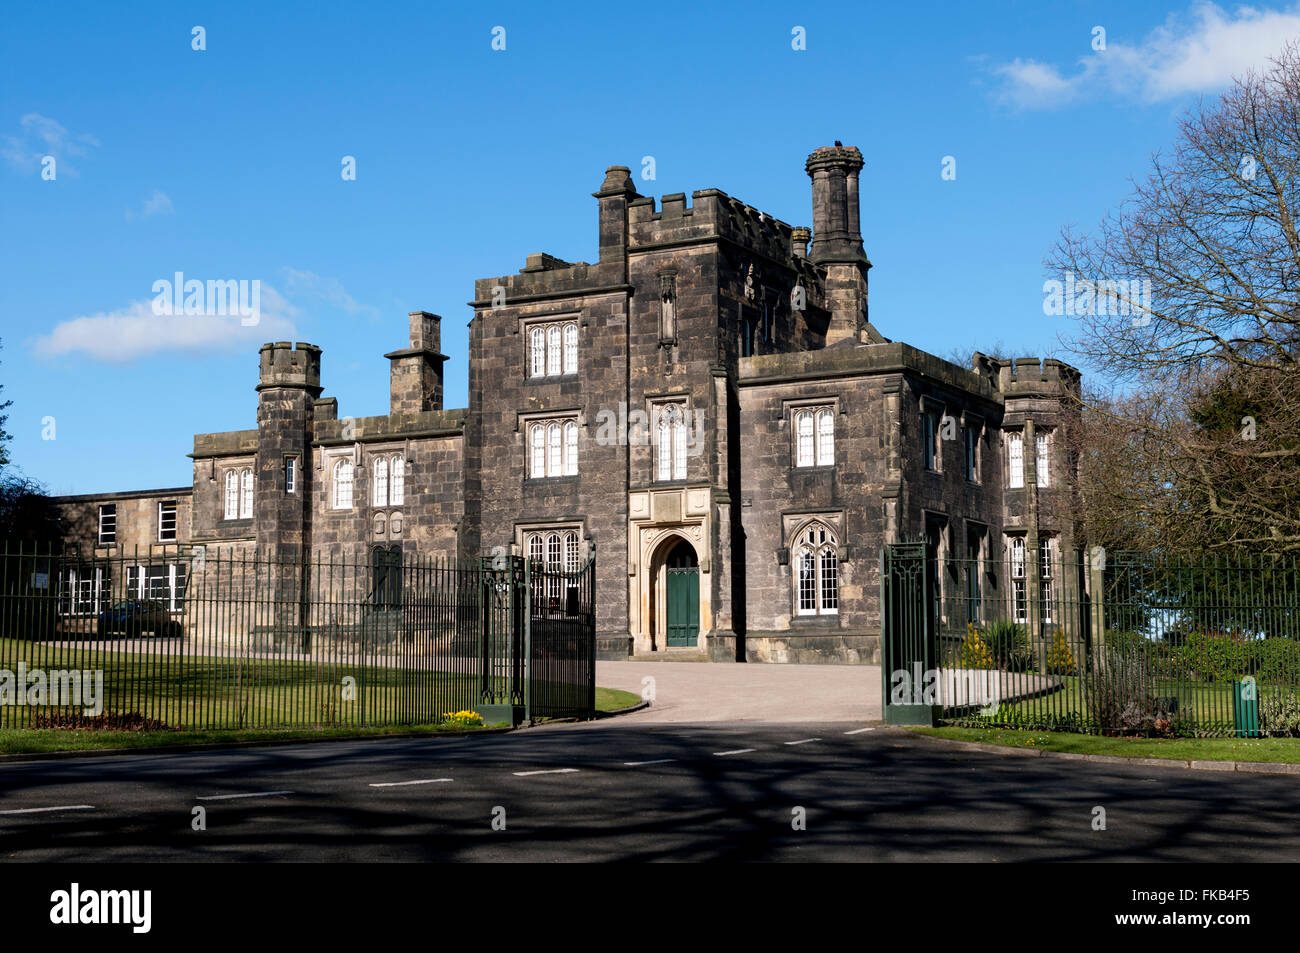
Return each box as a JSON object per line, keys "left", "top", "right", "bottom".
{"left": 254, "top": 342, "right": 321, "bottom": 620}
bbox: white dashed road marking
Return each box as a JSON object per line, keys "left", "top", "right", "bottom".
{"left": 0, "top": 804, "right": 94, "bottom": 816}
{"left": 513, "top": 768, "right": 579, "bottom": 777}
{"left": 784, "top": 738, "right": 822, "bottom": 745}
{"left": 196, "top": 791, "right": 294, "bottom": 801}
{"left": 844, "top": 727, "right": 876, "bottom": 735}
{"left": 713, "top": 748, "right": 756, "bottom": 756}
{"left": 624, "top": 759, "right": 677, "bottom": 766}
{"left": 369, "top": 778, "right": 453, "bottom": 788}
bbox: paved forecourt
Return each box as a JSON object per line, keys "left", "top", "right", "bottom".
{"left": 595, "top": 660, "right": 881, "bottom": 723}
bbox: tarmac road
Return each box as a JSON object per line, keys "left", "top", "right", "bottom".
{"left": 1, "top": 720, "right": 1297, "bottom": 862}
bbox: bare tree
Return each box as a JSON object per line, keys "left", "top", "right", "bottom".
{"left": 1052, "top": 43, "right": 1300, "bottom": 552}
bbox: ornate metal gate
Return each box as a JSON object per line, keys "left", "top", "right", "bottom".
{"left": 880, "top": 541, "right": 940, "bottom": 725}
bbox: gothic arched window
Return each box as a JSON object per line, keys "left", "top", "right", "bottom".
{"left": 794, "top": 522, "right": 839, "bottom": 616}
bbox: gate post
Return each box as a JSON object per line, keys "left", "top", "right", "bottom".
{"left": 1088, "top": 545, "right": 1107, "bottom": 674}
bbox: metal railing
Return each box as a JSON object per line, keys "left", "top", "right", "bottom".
{"left": 882, "top": 543, "right": 1300, "bottom": 737}
{"left": 0, "top": 542, "right": 596, "bottom": 730}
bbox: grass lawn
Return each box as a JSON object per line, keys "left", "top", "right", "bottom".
{"left": 965, "top": 672, "right": 1291, "bottom": 734}
{"left": 0, "top": 685, "right": 643, "bottom": 755}
{"left": 910, "top": 725, "right": 1300, "bottom": 763}
{"left": 0, "top": 636, "right": 642, "bottom": 749}
{"left": 595, "top": 687, "right": 640, "bottom": 711}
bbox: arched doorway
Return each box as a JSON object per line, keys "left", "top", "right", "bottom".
{"left": 664, "top": 539, "right": 699, "bottom": 647}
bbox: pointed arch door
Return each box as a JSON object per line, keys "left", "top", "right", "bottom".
{"left": 665, "top": 539, "right": 699, "bottom": 647}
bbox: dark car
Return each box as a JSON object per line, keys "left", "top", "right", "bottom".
{"left": 96, "top": 600, "right": 182, "bottom": 638}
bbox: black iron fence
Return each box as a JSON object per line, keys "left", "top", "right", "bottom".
{"left": 881, "top": 542, "right": 1300, "bottom": 737}
{"left": 0, "top": 542, "right": 596, "bottom": 730}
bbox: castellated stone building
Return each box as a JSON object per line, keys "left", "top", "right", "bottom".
{"left": 51, "top": 144, "right": 1083, "bottom": 664}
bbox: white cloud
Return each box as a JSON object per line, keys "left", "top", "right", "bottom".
{"left": 992, "top": 2, "right": 1300, "bottom": 108}
{"left": 125, "top": 190, "right": 174, "bottom": 222}
{"left": 33, "top": 285, "right": 298, "bottom": 363}
{"left": 281, "top": 268, "right": 379, "bottom": 320}
{"left": 1, "top": 113, "right": 99, "bottom": 175}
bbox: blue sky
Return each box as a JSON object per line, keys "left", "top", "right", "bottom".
{"left": 3, "top": 0, "right": 1299, "bottom": 495}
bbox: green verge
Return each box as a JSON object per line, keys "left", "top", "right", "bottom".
{"left": 0, "top": 685, "right": 644, "bottom": 755}
{"left": 595, "top": 687, "right": 640, "bottom": 711}
{"left": 909, "top": 725, "right": 1300, "bottom": 763}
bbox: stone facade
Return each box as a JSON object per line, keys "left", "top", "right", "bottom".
{"left": 50, "top": 144, "right": 1082, "bottom": 664}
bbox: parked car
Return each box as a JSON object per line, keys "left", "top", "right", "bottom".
{"left": 96, "top": 600, "right": 182, "bottom": 638}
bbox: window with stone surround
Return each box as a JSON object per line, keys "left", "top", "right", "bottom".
{"left": 1007, "top": 432, "right": 1024, "bottom": 488}
{"left": 126, "top": 562, "right": 188, "bottom": 611}
{"left": 1040, "top": 535, "right": 1055, "bottom": 623}
{"left": 1008, "top": 534, "right": 1027, "bottom": 623}
{"left": 1036, "top": 432, "right": 1051, "bottom": 487}
{"left": 963, "top": 417, "right": 981, "bottom": 483}
{"left": 655, "top": 403, "right": 688, "bottom": 481}
{"left": 332, "top": 459, "right": 354, "bottom": 509}
{"left": 224, "top": 468, "right": 253, "bottom": 520}
{"left": 158, "top": 501, "right": 177, "bottom": 542}
{"left": 371, "top": 453, "right": 405, "bottom": 506}
{"left": 528, "top": 418, "right": 578, "bottom": 478}
{"left": 525, "top": 528, "right": 581, "bottom": 610}
{"left": 527, "top": 320, "right": 578, "bottom": 378}
{"left": 60, "top": 564, "right": 110, "bottom": 616}
{"left": 922, "top": 404, "right": 942, "bottom": 472}
{"left": 98, "top": 504, "right": 116, "bottom": 546}
{"left": 793, "top": 407, "right": 834, "bottom": 468}
{"left": 793, "top": 522, "right": 838, "bottom": 616}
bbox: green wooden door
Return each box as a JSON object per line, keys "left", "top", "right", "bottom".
{"left": 665, "top": 541, "right": 699, "bottom": 647}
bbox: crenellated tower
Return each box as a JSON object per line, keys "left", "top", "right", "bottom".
{"left": 255, "top": 342, "right": 321, "bottom": 620}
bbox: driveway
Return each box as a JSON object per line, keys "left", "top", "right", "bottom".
{"left": 596, "top": 660, "right": 880, "bottom": 723}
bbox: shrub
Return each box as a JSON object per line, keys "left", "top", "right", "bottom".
{"left": 958, "top": 623, "right": 994, "bottom": 670}
{"left": 1105, "top": 630, "right": 1143, "bottom": 654}
{"left": 1178, "top": 632, "right": 1254, "bottom": 682}
{"left": 1045, "top": 631, "right": 1077, "bottom": 676}
{"left": 1256, "top": 639, "right": 1300, "bottom": 684}
{"left": 1259, "top": 692, "right": 1300, "bottom": 737}
{"left": 981, "top": 620, "right": 1032, "bottom": 672}
{"left": 1084, "top": 646, "right": 1165, "bottom": 735}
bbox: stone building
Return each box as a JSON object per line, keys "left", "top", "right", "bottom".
{"left": 50, "top": 144, "right": 1082, "bottom": 664}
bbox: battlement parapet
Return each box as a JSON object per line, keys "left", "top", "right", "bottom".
{"left": 257, "top": 341, "right": 322, "bottom": 394}
{"left": 994, "top": 356, "right": 1082, "bottom": 395}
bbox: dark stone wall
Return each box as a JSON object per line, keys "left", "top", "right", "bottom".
{"left": 50, "top": 154, "right": 1087, "bottom": 667}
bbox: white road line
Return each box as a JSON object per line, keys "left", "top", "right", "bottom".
{"left": 844, "top": 727, "right": 876, "bottom": 735}
{"left": 512, "top": 768, "right": 579, "bottom": 777}
{"left": 368, "top": 778, "right": 454, "bottom": 788}
{"left": 0, "top": 804, "right": 94, "bottom": 816}
{"left": 623, "top": 759, "right": 677, "bottom": 766}
{"left": 784, "top": 738, "right": 822, "bottom": 745}
{"left": 195, "top": 790, "right": 294, "bottom": 801}
{"left": 713, "top": 748, "right": 756, "bottom": 756}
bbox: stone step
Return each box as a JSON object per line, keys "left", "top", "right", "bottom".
{"left": 629, "top": 652, "right": 712, "bottom": 663}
